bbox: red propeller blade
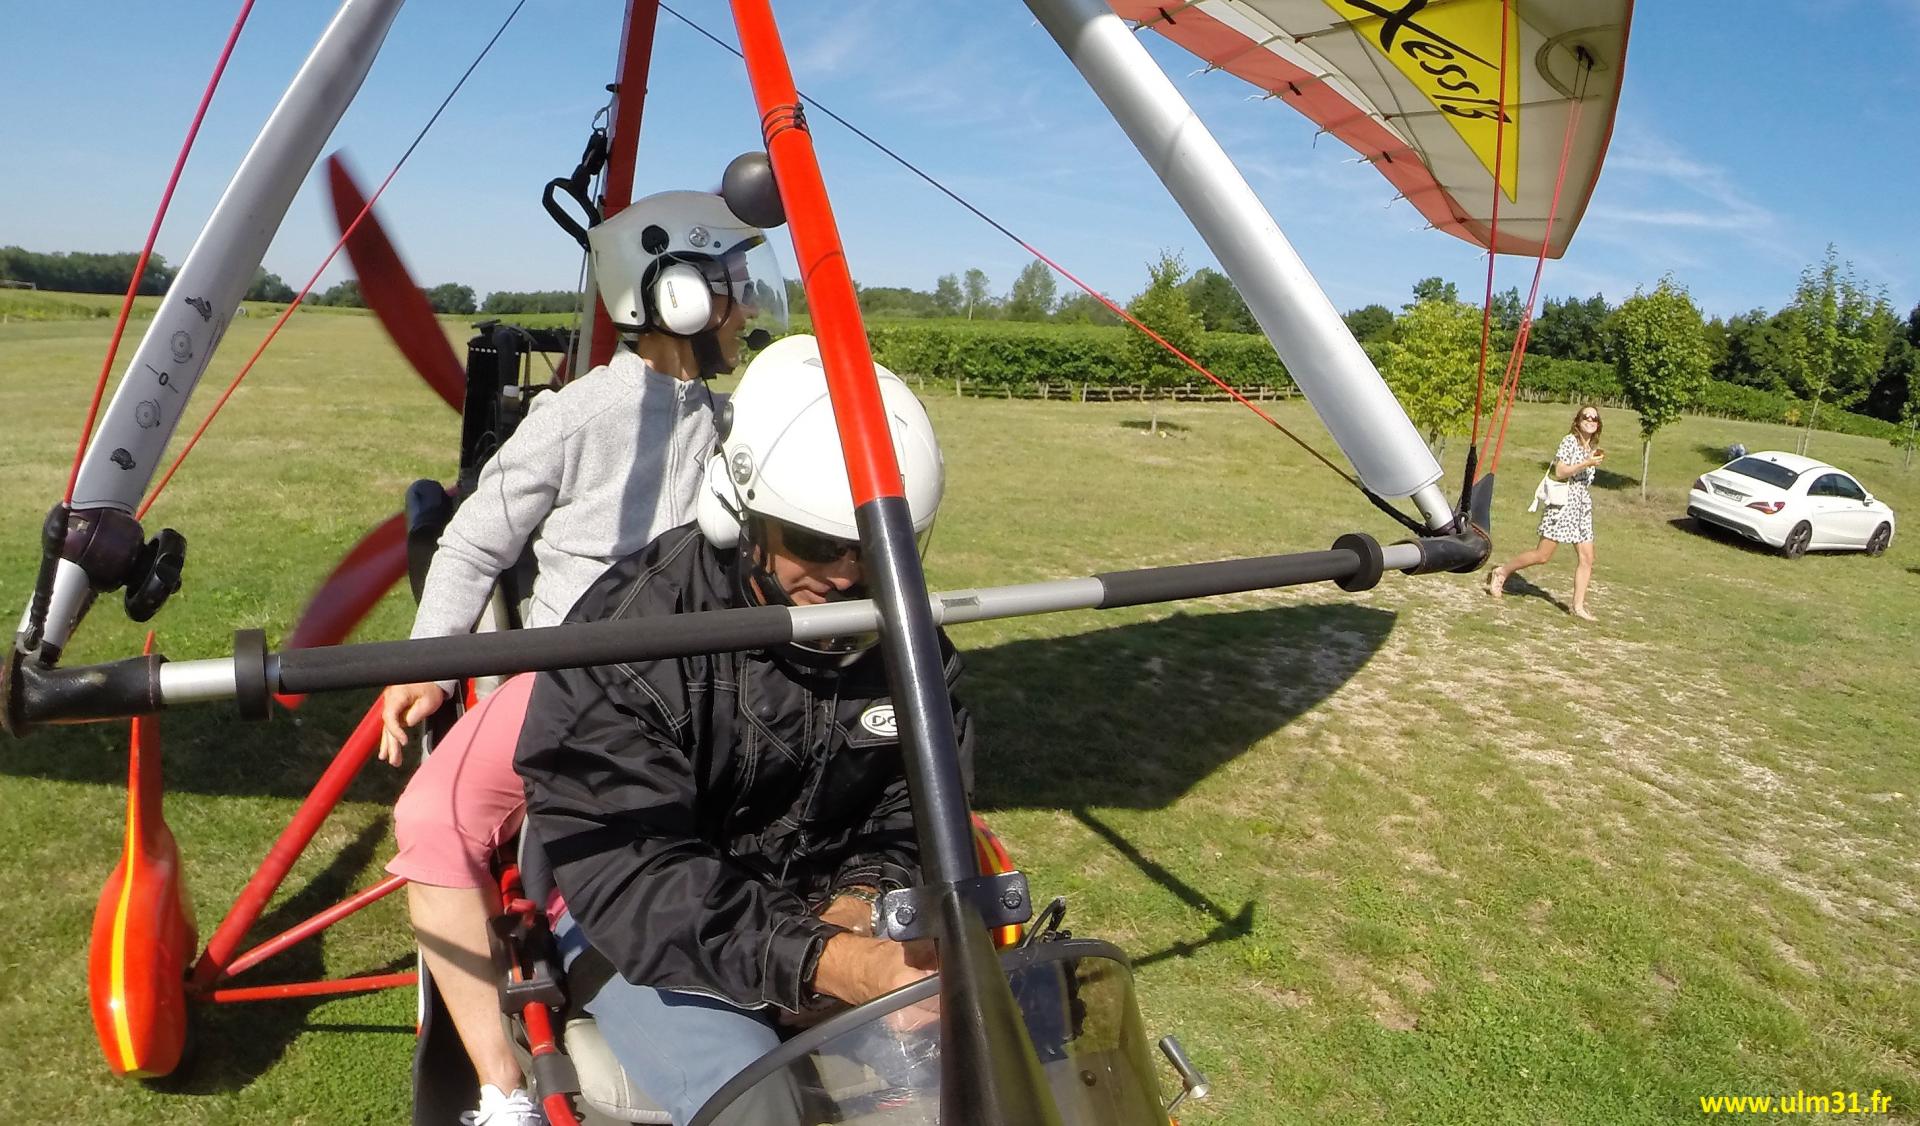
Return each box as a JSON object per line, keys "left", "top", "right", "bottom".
{"left": 326, "top": 154, "right": 465, "bottom": 412}
{"left": 275, "top": 510, "right": 410, "bottom": 709}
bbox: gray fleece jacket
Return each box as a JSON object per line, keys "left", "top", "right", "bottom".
{"left": 409, "top": 348, "right": 720, "bottom": 645}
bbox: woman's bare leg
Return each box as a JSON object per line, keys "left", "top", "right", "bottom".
{"left": 410, "top": 882, "right": 525, "bottom": 1093}
{"left": 1570, "top": 541, "right": 1596, "bottom": 619}
{"left": 1488, "top": 538, "right": 1558, "bottom": 596}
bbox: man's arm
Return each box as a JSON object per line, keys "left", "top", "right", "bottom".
{"left": 517, "top": 661, "right": 842, "bottom": 1013}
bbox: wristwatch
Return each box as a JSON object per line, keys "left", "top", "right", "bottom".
{"left": 839, "top": 885, "right": 883, "bottom": 936}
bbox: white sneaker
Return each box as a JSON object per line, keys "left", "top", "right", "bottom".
{"left": 459, "top": 1083, "right": 544, "bottom": 1126}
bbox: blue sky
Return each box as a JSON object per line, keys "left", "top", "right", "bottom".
{"left": 3, "top": 1, "right": 1915, "bottom": 321}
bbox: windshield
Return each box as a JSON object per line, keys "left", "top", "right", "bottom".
{"left": 1724, "top": 457, "right": 1801, "bottom": 490}
{"left": 693, "top": 941, "right": 1168, "bottom": 1126}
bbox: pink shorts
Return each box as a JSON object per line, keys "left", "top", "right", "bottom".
{"left": 387, "top": 672, "right": 537, "bottom": 889}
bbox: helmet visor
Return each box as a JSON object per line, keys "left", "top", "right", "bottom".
{"left": 716, "top": 235, "right": 788, "bottom": 344}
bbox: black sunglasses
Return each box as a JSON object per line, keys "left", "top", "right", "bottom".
{"left": 1578, "top": 413, "right": 1600, "bottom": 422}
{"left": 777, "top": 521, "right": 861, "bottom": 565}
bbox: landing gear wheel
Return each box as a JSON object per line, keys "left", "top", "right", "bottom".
{"left": 1866, "top": 523, "right": 1891, "bottom": 556}
{"left": 1782, "top": 522, "right": 1812, "bottom": 560}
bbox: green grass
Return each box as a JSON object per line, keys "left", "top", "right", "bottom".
{"left": 2, "top": 314, "right": 1917, "bottom": 1123}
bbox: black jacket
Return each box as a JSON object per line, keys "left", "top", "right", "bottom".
{"left": 516, "top": 524, "right": 974, "bottom": 1013}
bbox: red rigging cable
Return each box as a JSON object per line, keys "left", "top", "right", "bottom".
{"left": 65, "top": 0, "right": 256, "bottom": 504}
{"left": 1469, "top": 0, "right": 1512, "bottom": 458}
{"left": 1486, "top": 74, "right": 1590, "bottom": 478}
{"left": 136, "top": 0, "right": 530, "bottom": 519}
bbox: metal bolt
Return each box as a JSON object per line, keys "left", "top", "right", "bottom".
{"left": 1001, "top": 889, "right": 1025, "bottom": 911}
{"left": 893, "top": 905, "right": 916, "bottom": 927}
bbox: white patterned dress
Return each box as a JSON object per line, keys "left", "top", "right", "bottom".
{"left": 1538, "top": 433, "right": 1595, "bottom": 544}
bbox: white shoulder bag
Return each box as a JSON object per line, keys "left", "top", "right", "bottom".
{"left": 1528, "top": 471, "right": 1570, "bottom": 512}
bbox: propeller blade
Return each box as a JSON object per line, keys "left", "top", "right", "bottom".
{"left": 325, "top": 154, "right": 465, "bottom": 412}
{"left": 275, "top": 510, "right": 410, "bottom": 710}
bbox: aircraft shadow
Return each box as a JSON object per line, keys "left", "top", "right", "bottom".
{"left": 965, "top": 602, "right": 1394, "bottom": 812}
{"left": 0, "top": 689, "right": 405, "bottom": 803}
{"left": 152, "top": 817, "right": 413, "bottom": 1096}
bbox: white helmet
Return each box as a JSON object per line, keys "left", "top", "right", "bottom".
{"left": 697, "top": 334, "right": 944, "bottom": 553}
{"left": 588, "top": 190, "right": 787, "bottom": 344}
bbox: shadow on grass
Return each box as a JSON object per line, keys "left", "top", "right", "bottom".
{"left": 157, "top": 817, "right": 413, "bottom": 1096}
{"left": 1692, "top": 443, "right": 1744, "bottom": 467}
{"left": 1073, "top": 808, "right": 1254, "bottom": 969}
{"left": 1589, "top": 467, "right": 1638, "bottom": 491}
{"left": 968, "top": 602, "right": 1393, "bottom": 812}
{"left": 1491, "top": 569, "right": 1571, "bottom": 613}
{"left": 1667, "top": 515, "right": 1780, "bottom": 558}
{"left": 1118, "top": 418, "right": 1189, "bottom": 434}
{"left": 1, "top": 689, "right": 405, "bottom": 803}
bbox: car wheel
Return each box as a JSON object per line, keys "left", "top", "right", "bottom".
{"left": 1782, "top": 522, "right": 1812, "bottom": 559}
{"left": 1866, "top": 523, "right": 1891, "bottom": 556}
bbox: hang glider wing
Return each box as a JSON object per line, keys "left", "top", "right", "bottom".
{"left": 1111, "top": 0, "right": 1632, "bottom": 257}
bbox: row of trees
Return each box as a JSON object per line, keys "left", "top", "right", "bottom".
{"left": 1361, "top": 248, "right": 1920, "bottom": 492}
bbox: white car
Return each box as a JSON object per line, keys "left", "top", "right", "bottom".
{"left": 1687, "top": 451, "right": 1896, "bottom": 558}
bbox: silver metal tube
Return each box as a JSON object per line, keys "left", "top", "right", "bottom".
{"left": 158, "top": 658, "right": 241, "bottom": 704}
{"left": 1380, "top": 542, "right": 1425, "bottom": 572}
{"left": 1026, "top": 0, "right": 1447, "bottom": 519}
{"left": 37, "top": 0, "right": 406, "bottom": 654}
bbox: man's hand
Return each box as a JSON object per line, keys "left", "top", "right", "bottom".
{"left": 378, "top": 681, "right": 448, "bottom": 766}
{"left": 813, "top": 932, "right": 938, "bottom": 1010}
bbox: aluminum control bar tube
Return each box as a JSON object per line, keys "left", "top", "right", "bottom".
{"left": 3, "top": 534, "right": 1449, "bottom": 729}
{"left": 1026, "top": 0, "right": 1455, "bottom": 531}
{"left": 23, "top": 0, "right": 407, "bottom": 657}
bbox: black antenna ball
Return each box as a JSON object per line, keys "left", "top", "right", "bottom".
{"left": 721, "top": 152, "right": 785, "bottom": 229}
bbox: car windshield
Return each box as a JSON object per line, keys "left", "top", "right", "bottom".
{"left": 1724, "top": 457, "right": 1801, "bottom": 490}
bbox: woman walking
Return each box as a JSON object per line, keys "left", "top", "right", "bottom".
{"left": 1487, "top": 405, "right": 1606, "bottom": 620}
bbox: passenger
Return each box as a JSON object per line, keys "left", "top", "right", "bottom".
{"left": 377, "top": 188, "right": 786, "bottom": 1126}
{"left": 516, "top": 341, "right": 963, "bottom": 1125}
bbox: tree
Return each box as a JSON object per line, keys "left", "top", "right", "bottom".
{"left": 244, "top": 267, "right": 295, "bottom": 303}
{"left": 1182, "top": 268, "right": 1257, "bottom": 333}
{"left": 314, "top": 279, "right": 363, "bottom": 308}
{"left": 931, "top": 274, "right": 963, "bottom": 318}
{"left": 856, "top": 284, "right": 937, "bottom": 318}
{"left": 1864, "top": 302, "right": 1919, "bottom": 423}
{"left": 426, "top": 282, "right": 477, "bottom": 315}
{"left": 1377, "top": 296, "right": 1481, "bottom": 455}
{"left": 1411, "top": 276, "right": 1459, "bottom": 305}
{"left": 1122, "top": 250, "right": 1203, "bottom": 434}
{"left": 1606, "top": 276, "right": 1710, "bottom": 499}
{"left": 961, "top": 268, "right": 992, "bottom": 320}
{"left": 783, "top": 278, "right": 808, "bottom": 318}
{"left": 1005, "top": 259, "right": 1057, "bottom": 322}
{"left": 1343, "top": 303, "right": 1395, "bottom": 344}
{"left": 1053, "top": 291, "right": 1122, "bottom": 326}
{"left": 1528, "top": 293, "right": 1610, "bottom": 361}
{"left": 482, "top": 289, "right": 579, "bottom": 314}
{"left": 1714, "top": 308, "right": 1793, "bottom": 392}
{"left": 1781, "top": 246, "right": 1894, "bottom": 455}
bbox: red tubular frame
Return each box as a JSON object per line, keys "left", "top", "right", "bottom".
{"left": 587, "top": 1, "right": 661, "bottom": 369}
{"left": 221, "top": 873, "right": 408, "bottom": 980}
{"left": 730, "top": 0, "right": 903, "bottom": 507}
{"left": 204, "top": 972, "right": 418, "bottom": 1005}
{"left": 189, "top": 696, "right": 385, "bottom": 990}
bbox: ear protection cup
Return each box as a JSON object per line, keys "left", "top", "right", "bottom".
{"left": 696, "top": 453, "right": 745, "bottom": 548}
{"left": 650, "top": 261, "right": 719, "bottom": 336}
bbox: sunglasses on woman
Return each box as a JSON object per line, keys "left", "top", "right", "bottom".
{"left": 1578, "top": 414, "right": 1600, "bottom": 422}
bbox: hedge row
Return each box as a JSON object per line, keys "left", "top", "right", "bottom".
{"left": 850, "top": 320, "right": 1899, "bottom": 440}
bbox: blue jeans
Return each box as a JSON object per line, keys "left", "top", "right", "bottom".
{"left": 556, "top": 911, "right": 793, "bottom": 1125}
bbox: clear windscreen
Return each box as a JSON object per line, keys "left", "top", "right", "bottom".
{"left": 697, "top": 945, "right": 1168, "bottom": 1126}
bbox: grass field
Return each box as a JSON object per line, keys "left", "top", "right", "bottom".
{"left": 2, "top": 312, "right": 1916, "bottom": 1124}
